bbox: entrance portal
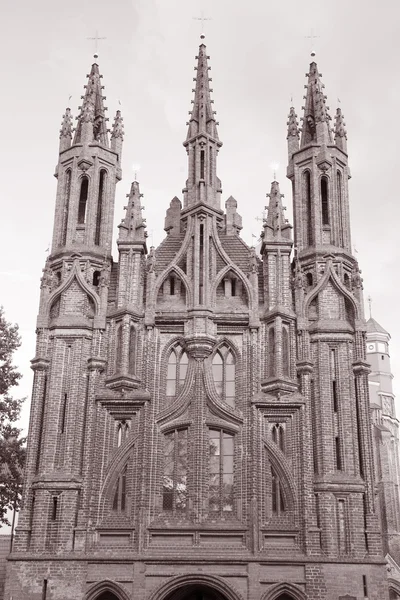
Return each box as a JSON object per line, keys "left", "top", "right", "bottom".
{"left": 96, "top": 593, "right": 120, "bottom": 600}
{"left": 165, "top": 585, "right": 228, "bottom": 600}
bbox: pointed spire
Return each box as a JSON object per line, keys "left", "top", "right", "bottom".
{"left": 262, "top": 181, "right": 292, "bottom": 243}
{"left": 59, "top": 108, "right": 73, "bottom": 152}
{"left": 334, "top": 107, "right": 347, "bottom": 153}
{"left": 118, "top": 181, "right": 147, "bottom": 245}
{"left": 300, "top": 60, "right": 332, "bottom": 148}
{"left": 287, "top": 106, "right": 300, "bottom": 159}
{"left": 186, "top": 36, "right": 220, "bottom": 143}
{"left": 73, "top": 57, "right": 109, "bottom": 147}
{"left": 111, "top": 109, "right": 124, "bottom": 160}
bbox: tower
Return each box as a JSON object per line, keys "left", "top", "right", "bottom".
{"left": 5, "top": 43, "right": 394, "bottom": 600}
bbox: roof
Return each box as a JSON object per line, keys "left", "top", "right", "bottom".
{"left": 366, "top": 317, "right": 389, "bottom": 336}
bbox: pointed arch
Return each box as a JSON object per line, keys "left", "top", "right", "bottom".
{"left": 261, "top": 582, "right": 307, "bottom": 600}
{"left": 303, "top": 261, "right": 360, "bottom": 321}
{"left": 85, "top": 580, "right": 131, "bottom": 600}
{"left": 95, "top": 168, "right": 107, "bottom": 245}
{"left": 165, "top": 343, "right": 189, "bottom": 400}
{"left": 155, "top": 265, "right": 192, "bottom": 307}
{"left": 212, "top": 265, "right": 251, "bottom": 309}
{"left": 211, "top": 343, "right": 236, "bottom": 408}
{"left": 147, "top": 574, "right": 245, "bottom": 600}
{"left": 60, "top": 168, "right": 72, "bottom": 247}
{"left": 47, "top": 259, "right": 100, "bottom": 318}
{"left": 264, "top": 438, "right": 297, "bottom": 514}
{"left": 99, "top": 433, "right": 137, "bottom": 503}
{"left": 78, "top": 176, "right": 89, "bottom": 224}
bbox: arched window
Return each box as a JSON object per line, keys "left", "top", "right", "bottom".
{"left": 92, "top": 270, "right": 100, "bottom": 286}
{"left": 272, "top": 424, "right": 285, "bottom": 454}
{"left": 129, "top": 326, "right": 136, "bottom": 375}
{"left": 282, "top": 327, "right": 290, "bottom": 377}
{"left": 77, "top": 177, "right": 89, "bottom": 224}
{"left": 115, "top": 323, "right": 123, "bottom": 372}
{"left": 116, "top": 421, "right": 130, "bottom": 448}
{"left": 95, "top": 170, "right": 106, "bottom": 245}
{"left": 209, "top": 429, "right": 234, "bottom": 513}
{"left": 304, "top": 170, "right": 313, "bottom": 246}
{"left": 60, "top": 169, "right": 71, "bottom": 246}
{"left": 321, "top": 176, "right": 329, "bottom": 226}
{"left": 163, "top": 429, "right": 188, "bottom": 512}
{"left": 113, "top": 464, "right": 127, "bottom": 512}
{"left": 271, "top": 466, "right": 285, "bottom": 515}
{"left": 166, "top": 346, "right": 188, "bottom": 398}
{"left": 268, "top": 327, "right": 276, "bottom": 378}
{"left": 212, "top": 345, "right": 236, "bottom": 408}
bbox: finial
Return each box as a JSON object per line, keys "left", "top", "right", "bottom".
{"left": 200, "top": 34, "right": 205, "bottom": 40}
{"left": 311, "top": 50, "right": 316, "bottom": 58}
{"left": 269, "top": 162, "right": 280, "bottom": 181}
{"left": 367, "top": 295, "right": 373, "bottom": 319}
{"left": 132, "top": 164, "right": 141, "bottom": 181}
{"left": 94, "top": 52, "right": 99, "bottom": 61}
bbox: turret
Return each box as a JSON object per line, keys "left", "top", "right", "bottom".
{"left": 59, "top": 107, "right": 73, "bottom": 153}
{"left": 334, "top": 107, "right": 348, "bottom": 154}
{"left": 300, "top": 61, "right": 332, "bottom": 148}
{"left": 182, "top": 35, "right": 223, "bottom": 209}
{"left": 286, "top": 106, "right": 300, "bottom": 161}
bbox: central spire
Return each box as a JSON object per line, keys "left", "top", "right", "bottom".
{"left": 300, "top": 59, "right": 332, "bottom": 148}
{"left": 73, "top": 56, "right": 109, "bottom": 147}
{"left": 182, "top": 36, "right": 223, "bottom": 210}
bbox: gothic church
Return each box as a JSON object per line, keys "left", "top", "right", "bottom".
{"left": 5, "top": 37, "right": 400, "bottom": 600}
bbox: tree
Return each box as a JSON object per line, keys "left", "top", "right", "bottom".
{"left": 0, "top": 306, "right": 26, "bottom": 527}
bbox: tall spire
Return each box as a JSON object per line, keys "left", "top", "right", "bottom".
{"left": 334, "top": 107, "right": 348, "bottom": 153}
{"left": 73, "top": 56, "right": 109, "bottom": 147}
{"left": 300, "top": 60, "right": 332, "bottom": 148}
{"left": 59, "top": 107, "right": 73, "bottom": 153}
{"left": 183, "top": 36, "right": 223, "bottom": 209}
{"left": 186, "top": 36, "right": 220, "bottom": 142}
{"left": 111, "top": 109, "right": 124, "bottom": 161}
{"left": 118, "top": 180, "right": 147, "bottom": 245}
{"left": 262, "top": 181, "right": 292, "bottom": 243}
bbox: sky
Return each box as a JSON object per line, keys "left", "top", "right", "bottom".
{"left": 1, "top": 0, "right": 400, "bottom": 434}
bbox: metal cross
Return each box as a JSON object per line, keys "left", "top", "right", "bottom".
{"left": 87, "top": 30, "right": 107, "bottom": 53}
{"left": 193, "top": 11, "right": 212, "bottom": 35}
{"left": 305, "top": 28, "right": 320, "bottom": 53}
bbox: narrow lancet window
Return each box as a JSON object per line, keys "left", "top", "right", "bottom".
{"left": 115, "top": 323, "right": 123, "bottom": 371}
{"left": 321, "top": 176, "right": 329, "bottom": 226}
{"left": 209, "top": 429, "right": 234, "bottom": 513}
{"left": 129, "top": 326, "right": 136, "bottom": 375}
{"left": 166, "top": 346, "right": 188, "bottom": 399}
{"left": 200, "top": 150, "right": 205, "bottom": 180}
{"left": 209, "top": 146, "right": 213, "bottom": 184}
{"left": 212, "top": 345, "right": 236, "bottom": 408}
{"left": 163, "top": 429, "right": 188, "bottom": 511}
{"left": 113, "top": 464, "right": 128, "bottom": 511}
{"left": 271, "top": 467, "right": 285, "bottom": 515}
{"left": 78, "top": 177, "right": 89, "bottom": 224}
{"left": 304, "top": 170, "right": 313, "bottom": 246}
{"left": 61, "top": 169, "right": 71, "bottom": 246}
{"left": 337, "top": 171, "right": 344, "bottom": 246}
{"left": 268, "top": 328, "right": 276, "bottom": 378}
{"left": 95, "top": 170, "right": 106, "bottom": 245}
{"left": 282, "top": 327, "right": 290, "bottom": 376}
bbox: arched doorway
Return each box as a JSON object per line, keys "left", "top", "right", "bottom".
{"left": 96, "top": 594, "right": 120, "bottom": 600}
{"left": 275, "top": 595, "right": 296, "bottom": 600}
{"left": 165, "top": 585, "right": 228, "bottom": 600}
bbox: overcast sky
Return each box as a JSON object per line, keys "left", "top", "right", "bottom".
{"left": 1, "top": 0, "right": 400, "bottom": 431}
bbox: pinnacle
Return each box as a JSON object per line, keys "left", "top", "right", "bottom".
{"left": 73, "top": 60, "right": 109, "bottom": 146}
{"left": 263, "top": 180, "right": 292, "bottom": 243}
{"left": 287, "top": 107, "right": 299, "bottom": 139}
{"left": 111, "top": 109, "right": 124, "bottom": 140}
{"left": 185, "top": 40, "right": 220, "bottom": 144}
{"left": 118, "top": 180, "right": 147, "bottom": 244}
{"left": 334, "top": 107, "right": 347, "bottom": 152}
{"left": 59, "top": 108, "right": 73, "bottom": 140}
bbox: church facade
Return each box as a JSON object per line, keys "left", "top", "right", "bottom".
{"left": 5, "top": 39, "right": 399, "bottom": 600}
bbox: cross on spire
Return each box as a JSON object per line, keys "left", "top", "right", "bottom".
{"left": 87, "top": 30, "right": 107, "bottom": 53}
{"left": 193, "top": 11, "right": 212, "bottom": 35}
{"left": 305, "top": 28, "right": 320, "bottom": 56}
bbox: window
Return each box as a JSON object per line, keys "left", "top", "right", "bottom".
{"left": 113, "top": 464, "right": 127, "bottom": 511}
{"left": 282, "top": 327, "right": 290, "bottom": 376}
{"left": 209, "top": 146, "right": 213, "bottom": 185}
{"left": 92, "top": 270, "right": 100, "bottom": 286}
{"left": 209, "top": 429, "right": 234, "bottom": 513}
{"left": 271, "top": 466, "right": 285, "bottom": 515}
{"left": 166, "top": 346, "right": 188, "bottom": 398}
{"left": 129, "top": 326, "right": 136, "bottom": 374}
{"left": 337, "top": 498, "right": 347, "bottom": 553}
{"left": 116, "top": 421, "right": 130, "bottom": 447}
{"left": 304, "top": 170, "right": 313, "bottom": 246}
{"left": 78, "top": 177, "right": 89, "bottom": 224}
{"left": 95, "top": 170, "right": 106, "bottom": 245}
{"left": 212, "top": 345, "right": 236, "bottom": 408}
{"left": 163, "top": 429, "right": 188, "bottom": 511}
{"left": 115, "top": 323, "right": 123, "bottom": 371}
{"left": 61, "top": 169, "right": 71, "bottom": 246}
{"left": 337, "top": 171, "right": 344, "bottom": 246}
{"left": 268, "top": 328, "right": 276, "bottom": 378}
{"left": 272, "top": 424, "right": 285, "bottom": 453}
{"left": 321, "top": 176, "right": 329, "bottom": 226}
{"left": 200, "top": 149, "right": 205, "bottom": 180}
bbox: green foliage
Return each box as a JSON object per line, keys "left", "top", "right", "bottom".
{"left": 0, "top": 307, "right": 26, "bottom": 526}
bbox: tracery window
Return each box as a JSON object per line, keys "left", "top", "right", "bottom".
{"left": 113, "top": 464, "right": 127, "bottom": 512}
{"left": 271, "top": 424, "right": 285, "bottom": 454}
{"left": 162, "top": 429, "right": 188, "bottom": 512}
{"left": 166, "top": 346, "right": 188, "bottom": 398}
{"left": 209, "top": 429, "right": 234, "bottom": 513}
{"left": 212, "top": 345, "right": 235, "bottom": 408}
{"left": 116, "top": 420, "right": 130, "bottom": 448}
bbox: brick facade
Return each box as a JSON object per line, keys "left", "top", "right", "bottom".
{"left": 4, "top": 42, "right": 397, "bottom": 600}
